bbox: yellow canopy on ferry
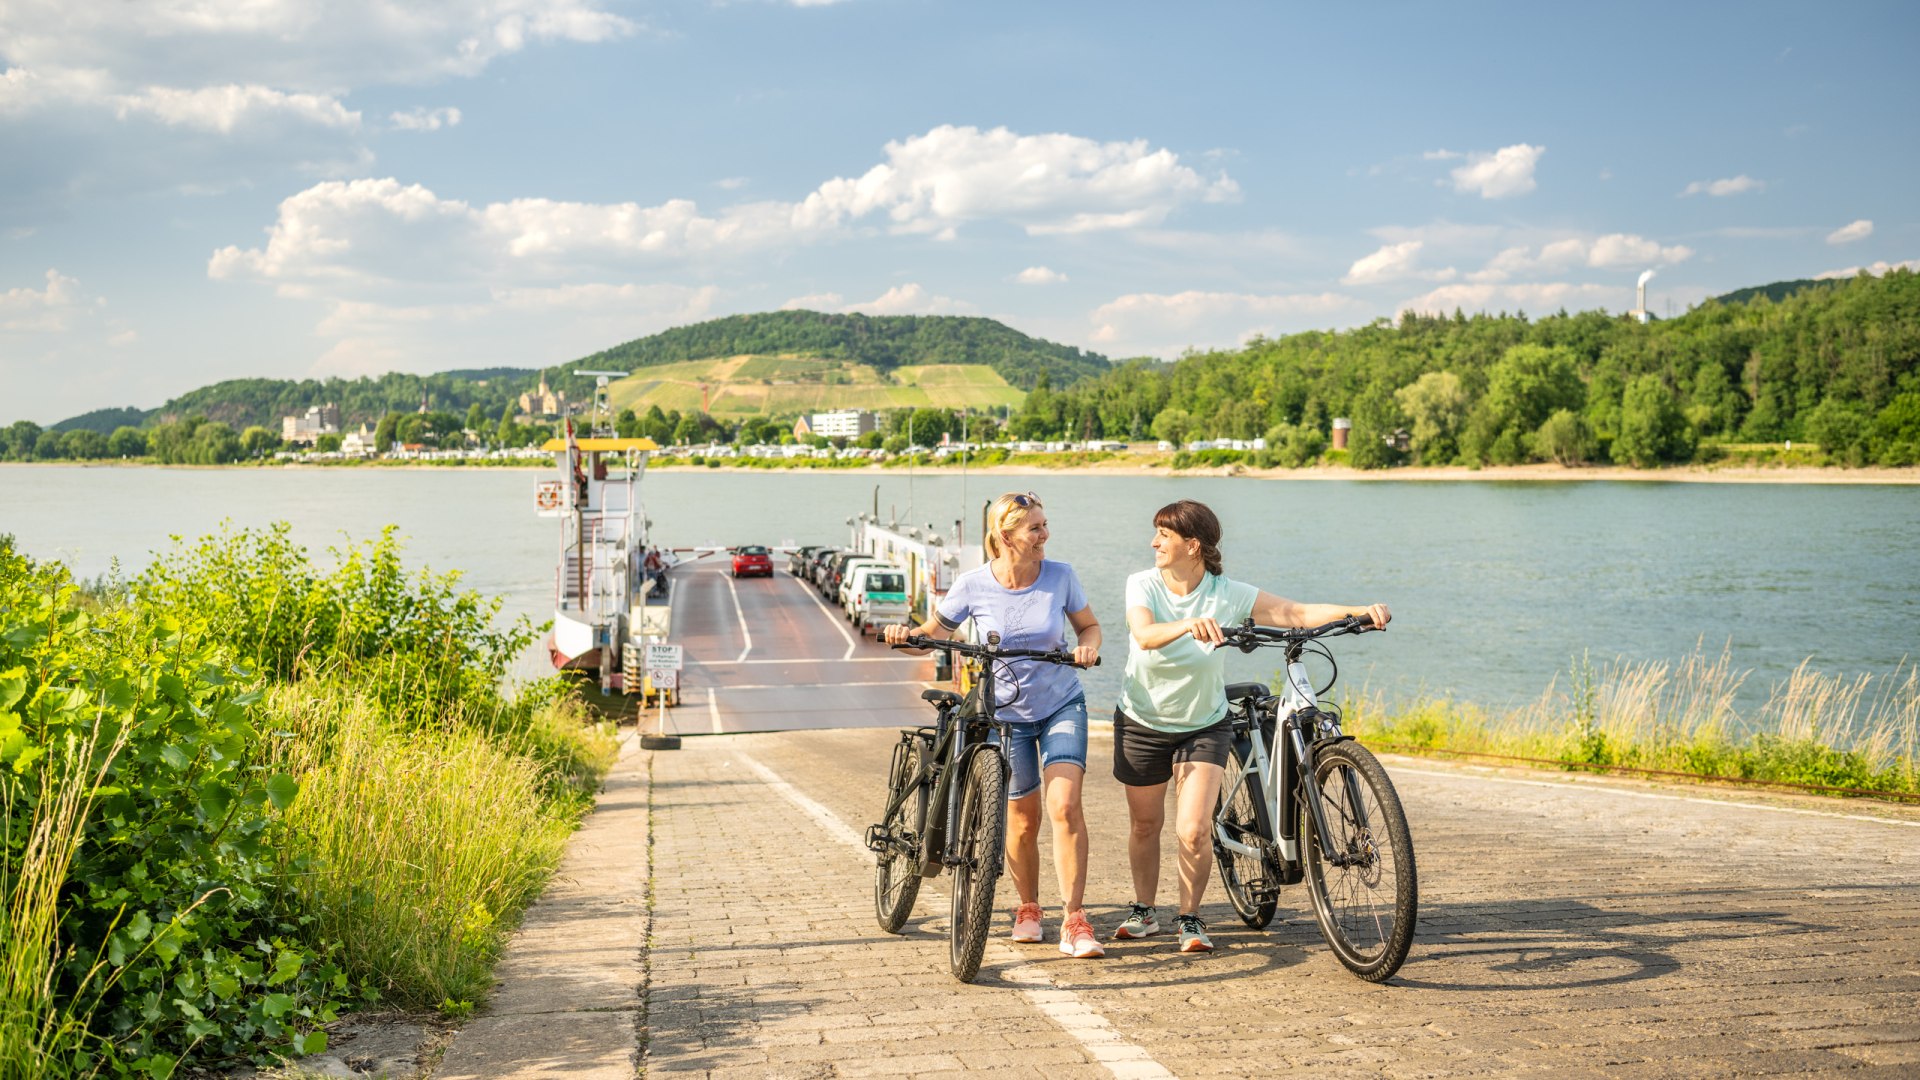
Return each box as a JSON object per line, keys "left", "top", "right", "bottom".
{"left": 540, "top": 437, "right": 660, "bottom": 452}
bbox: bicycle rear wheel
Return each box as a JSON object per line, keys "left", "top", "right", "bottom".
{"left": 1214, "top": 739, "right": 1277, "bottom": 930}
{"left": 874, "top": 734, "right": 928, "bottom": 933}
{"left": 948, "top": 746, "right": 1006, "bottom": 983}
{"left": 1300, "top": 741, "right": 1417, "bottom": 982}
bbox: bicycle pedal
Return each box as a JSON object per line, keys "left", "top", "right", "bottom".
{"left": 863, "top": 824, "right": 888, "bottom": 853}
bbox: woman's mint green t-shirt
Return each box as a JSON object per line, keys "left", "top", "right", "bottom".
{"left": 1119, "top": 569, "right": 1260, "bottom": 733}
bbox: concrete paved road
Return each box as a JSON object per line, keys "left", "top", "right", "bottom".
{"left": 643, "top": 729, "right": 1920, "bottom": 1078}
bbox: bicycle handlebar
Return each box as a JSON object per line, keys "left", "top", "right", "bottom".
{"left": 889, "top": 634, "right": 1101, "bottom": 668}
{"left": 1219, "top": 614, "right": 1379, "bottom": 653}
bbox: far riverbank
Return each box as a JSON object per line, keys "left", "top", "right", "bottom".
{"left": 10, "top": 459, "right": 1919, "bottom": 484}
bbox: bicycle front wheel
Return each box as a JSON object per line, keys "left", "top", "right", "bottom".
{"left": 1214, "top": 739, "right": 1277, "bottom": 930}
{"left": 874, "top": 734, "right": 928, "bottom": 933}
{"left": 948, "top": 746, "right": 1007, "bottom": 982}
{"left": 1300, "top": 740, "right": 1417, "bottom": 982}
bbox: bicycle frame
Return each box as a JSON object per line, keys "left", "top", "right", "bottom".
{"left": 869, "top": 657, "right": 1009, "bottom": 876}
{"left": 1215, "top": 645, "right": 1370, "bottom": 874}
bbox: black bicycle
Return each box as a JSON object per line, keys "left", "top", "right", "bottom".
{"left": 865, "top": 633, "right": 1094, "bottom": 982}
{"left": 1211, "top": 615, "right": 1417, "bottom": 981}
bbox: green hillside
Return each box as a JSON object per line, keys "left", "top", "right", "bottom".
{"left": 50, "top": 406, "right": 147, "bottom": 434}
{"left": 1713, "top": 278, "right": 1829, "bottom": 306}
{"left": 574, "top": 310, "right": 1110, "bottom": 390}
{"left": 606, "top": 357, "right": 1025, "bottom": 418}
{"left": 1012, "top": 268, "right": 1920, "bottom": 468}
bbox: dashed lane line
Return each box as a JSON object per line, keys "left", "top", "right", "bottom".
{"left": 1389, "top": 764, "right": 1920, "bottom": 828}
{"left": 708, "top": 686, "right": 722, "bottom": 734}
{"left": 735, "top": 752, "right": 1177, "bottom": 1080}
{"left": 717, "top": 571, "right": 753, "bottom": 662}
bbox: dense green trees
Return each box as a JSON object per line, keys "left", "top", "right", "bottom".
{"left": 576, "top": 310, "right": 1110, "bottom": 390}
{"left": 1008, "top": 270, "right": 1920, "bottom": 469}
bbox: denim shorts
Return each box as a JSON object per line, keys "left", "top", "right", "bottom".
{"left": 994, "top": 693, "right": 1089, "bottom": 800}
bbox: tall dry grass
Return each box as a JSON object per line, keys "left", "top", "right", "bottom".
{"left": 1346, "top": 649, "right": 1919, "bottom": 796}
{"left": 264, "top": 682, "right": 615, "bottom": 1009}
{"left": 2, "top": 719, "right": 129, "bottom": 1079}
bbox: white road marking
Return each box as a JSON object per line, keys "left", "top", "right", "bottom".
{"left": 701, "top": 656, "right": 919, "bottom": 666}
{"left": 707, "top": 679, "right": 930, "bottom": 692}
{"left": 786, "top": 571, "right": 859, "bottom": 660}
{"left": 1388, "top": 764, "right": 1920, "bottom": 828}
{"left": 735, "top": 752, "right": 1176, "bottom": 1080}
{"left": 722, "top": 572, "right": 753, "bottom": 661}
{"left": 708, "top": 687, "right": 722, "bottom": 734}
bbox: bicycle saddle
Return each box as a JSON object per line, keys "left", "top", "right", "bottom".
{"left": 921, "top": 689, "right": 961, "bottom": 707}
{"left": 1225, "top": 681, "right": 1270, "bottom": 703}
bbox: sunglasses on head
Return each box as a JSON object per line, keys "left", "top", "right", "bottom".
{"left": 1010, "top": 491, "right": 1041, "bottom": 508}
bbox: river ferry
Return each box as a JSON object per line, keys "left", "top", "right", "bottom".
{"left": 536, "top": 388, "right": 661, "bottom": 694}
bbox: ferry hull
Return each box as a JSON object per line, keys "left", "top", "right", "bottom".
{"left": 550, "top": 612, "right": 601, "bottom": 672}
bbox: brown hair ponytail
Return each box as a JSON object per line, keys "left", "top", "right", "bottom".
{"left": 1153, "top": 499, "right": 1223, "bottom": 574}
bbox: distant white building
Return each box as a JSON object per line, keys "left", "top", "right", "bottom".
{"left": 809, "top": 409, "right": 880, "bottom": 438}
{"left": 281, "top": 403, "right": 341, "bottom": 444}
{"left": 340, "top": 424, "right": 377, "bottom": 456}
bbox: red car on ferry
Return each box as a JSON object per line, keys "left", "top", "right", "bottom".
{"left": 731, "top": 544, "right": 774, "bottom": 578}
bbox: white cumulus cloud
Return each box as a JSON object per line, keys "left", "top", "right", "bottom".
{"left": 1466, "top": 233, "right": 1692, "bottom": 282}
{"left": 116, "top": 84, "right": 361, "bottom": 133}
{"left": 1398, "top": 281, "right": 1618, "bottom": 318}
{"left": 0, "top": 268, "right": 92, "bottom": 332}
{"left": 1447, "top": 144, "right": 1545, "bottom": 199}
{"left": 1088, "top": 290, "right": 1359, "bottom": 357}
{"left": 1815, "top": 258, "right": 1919, "bottom": 280}
{"left": 1015, "top": 266, "right": 1067, "bottom": 285}
{"left": 791, "top": 124, "right": 1238, "bottom": 238}
{"left": 843, "top": 283, "right": 971, "bottom": 316}
{"left": 1680, "top": 175, "right": 1764, "bottom": 197}
{"left": 389, "top": 106, "right": 461, "bottom": 132}
{"left": 1827, "top": 219, "right": 1874, "bottom": 245}
{"left": 1342, "top": 240, "right": 1455, "bottom": 285}
{"left": 0, "top": 0, "right": 639, "bottom": 93}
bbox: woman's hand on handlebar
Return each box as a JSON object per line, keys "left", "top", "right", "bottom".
{"left": 1360, "top": 603, "right": 1391, "bottom": 630}
{"left": 1071, "top": 643, "right": 1099, "bottom": 668}
{"left": 1186, "top": 616, "right": 1225, "bottom": 646}
{"left": 882, "top": 623, "right": 921, "bottom": 647}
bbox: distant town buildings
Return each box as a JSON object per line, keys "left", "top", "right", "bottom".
{"left": 808, "top": 409, "right": 879, "bottom": 438}
{"left": 340, "top": 424, "right": 377, "bottom": 456}
{"left": 519, "top": 378, "right": 570, "bottom": 418}
{"left": 281, "top": 403, "right": 340, "bottom": 445}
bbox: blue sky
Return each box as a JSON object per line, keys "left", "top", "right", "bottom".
{"left": 3, "top": 0, "right": 1916, "bottom": 423}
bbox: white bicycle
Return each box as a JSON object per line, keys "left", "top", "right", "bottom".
{"left": 1211, "top": 615, "right": 1417, "bottom": 981}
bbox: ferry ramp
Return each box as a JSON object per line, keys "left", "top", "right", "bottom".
{"left": 661, "top": 562, "right": 937, "bottom": 736}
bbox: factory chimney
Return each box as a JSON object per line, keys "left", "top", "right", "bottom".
{"left": 1634, "top": 270, "right": 1655, "bottom": 324}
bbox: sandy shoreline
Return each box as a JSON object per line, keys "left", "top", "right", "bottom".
{"left": 9, "top": 459, "right": 1918, "bottom": 484}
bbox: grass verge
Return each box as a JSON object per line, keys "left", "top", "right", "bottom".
{"left": 1345, "top": 649, "right": 1919, "bottom": 799}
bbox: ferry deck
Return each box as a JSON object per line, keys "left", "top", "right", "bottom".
{"left": 658, "top": 558, "right": 938, "bottom": 735}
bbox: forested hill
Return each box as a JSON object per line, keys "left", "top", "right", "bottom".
{"left": 45, "top": 313, "right": 1106, "bottom": 432}
{"left": 1713, "top": 278, "right": 1827, "bottom": 306}
{"left": 140, "top": 371, "right": 553, "bottom": 433}
{"left": 1010, "top": 268, "right": 1920, "bottom": 468}
{"left": 572, "top": 311, "right": 1111, "bottom": 390}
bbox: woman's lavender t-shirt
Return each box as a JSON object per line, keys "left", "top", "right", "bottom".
{"left": 935, "top": 560, "right": 1089, "bottom": 726}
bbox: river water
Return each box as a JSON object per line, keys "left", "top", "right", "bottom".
{"left": 2, "top": 464, "right": 1915, "bottom": 715}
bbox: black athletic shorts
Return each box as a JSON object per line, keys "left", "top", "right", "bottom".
{"left": 1111, "top": 707, "right": 1233, "bottom": 787}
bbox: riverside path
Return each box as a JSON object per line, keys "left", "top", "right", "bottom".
{"left": 436, "top": 562, "right": 1920, "bottom": 1079}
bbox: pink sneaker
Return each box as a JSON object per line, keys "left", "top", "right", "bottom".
{"left": 1011, "top": 902, "right": 1044, "bottom": 943}
{"left": 1059, "top": 910, "right": 1105, "bottom": 958}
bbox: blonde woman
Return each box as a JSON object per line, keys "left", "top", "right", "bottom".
{"left": 883, "top": 492, "right": 1106, "bottom": 957}
{"left": 1113, "top": 499, "right": 1390, "bottom": 952}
